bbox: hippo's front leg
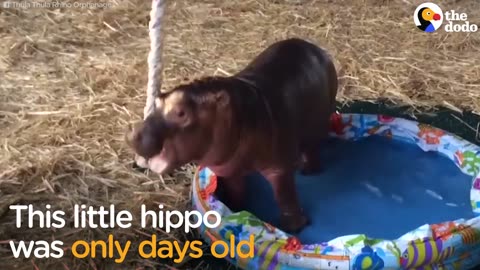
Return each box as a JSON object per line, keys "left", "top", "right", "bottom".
{"left": 261, "top": 168, "right": 309, "bottom": 234}
{"left": 214, "top": 175, "right": 247, "bottom": 212}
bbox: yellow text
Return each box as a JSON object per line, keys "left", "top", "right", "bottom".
{"left": 71, "top": 234, "right": 131, "bottom": 263}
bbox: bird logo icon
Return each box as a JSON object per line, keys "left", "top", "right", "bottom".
{"left": 414, "top": 3, "right": 444, "bottom": 32}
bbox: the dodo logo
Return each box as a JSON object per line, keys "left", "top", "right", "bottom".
{"left": 414, "top": 3, "right": 443, "bottom": 32}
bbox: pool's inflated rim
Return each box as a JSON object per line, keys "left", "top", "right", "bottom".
{"left": 192, "top": 113, "right": 480, "bottom": 270}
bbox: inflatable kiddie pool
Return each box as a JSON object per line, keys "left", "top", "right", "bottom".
{"left": 192, "top": 113, "right": 480, "bottom": 270}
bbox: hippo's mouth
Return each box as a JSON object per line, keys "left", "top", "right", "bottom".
{"left": 147, "top": 148, "right": 172, "bottom": 174}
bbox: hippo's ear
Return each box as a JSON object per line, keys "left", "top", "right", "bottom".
{"left": 215, "top": 90, "right": 230, "bottom": 108}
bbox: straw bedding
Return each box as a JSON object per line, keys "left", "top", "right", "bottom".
{"left": 0, "top": 0, "right": 479, "bottom": 269}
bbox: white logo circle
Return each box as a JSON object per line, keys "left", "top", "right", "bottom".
{"left": 414, "top": 2, "right": 444, "bottom": 32}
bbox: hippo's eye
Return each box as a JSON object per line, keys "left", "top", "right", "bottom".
{"left": 177, "top": 110, "right": 185, "bottom": 118}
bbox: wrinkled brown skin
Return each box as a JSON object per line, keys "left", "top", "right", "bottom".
{"left": 126, "top": 38, "right": 338, "bottom": 233}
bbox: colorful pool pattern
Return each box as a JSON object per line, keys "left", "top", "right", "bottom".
{"left": 192, "top": 113, "right": 480, "bottom": 270}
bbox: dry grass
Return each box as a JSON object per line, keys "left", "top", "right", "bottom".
{"left": 0, "top": 0, "right": 479, "bottom": 269}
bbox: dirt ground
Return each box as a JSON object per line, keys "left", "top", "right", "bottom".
{"left": 1, "top": 0, "right": 479, "bottom": 269}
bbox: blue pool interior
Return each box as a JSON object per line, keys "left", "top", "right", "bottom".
{"left": 240, "top": 136, "right": 476, "bottom": 244}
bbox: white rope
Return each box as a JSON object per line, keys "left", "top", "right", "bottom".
{"left": 135, "top": 0, "right": 166, "bottom": 168}
{"left": 144, "top": 0, "right": 165, "bottom": 119}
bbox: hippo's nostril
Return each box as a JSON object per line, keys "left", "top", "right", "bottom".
{"left": 130, "top": 127, "right": 164, "bottom": 159}
{"left": 126, "top": 116, "right": 166, "bottom": 159}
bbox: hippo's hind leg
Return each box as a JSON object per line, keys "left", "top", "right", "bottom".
{"left": 299, "top": 123, "right": 329, "bottom": 175}
{"left": 299, "top": 142, "right": 323, "bottom": 175}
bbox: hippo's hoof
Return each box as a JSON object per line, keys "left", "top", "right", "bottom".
{"left": 300, "top": 162, "right": 324, "bottom": 175}
{"left": 280, "top": 212, "right": 310, "bottom": 234}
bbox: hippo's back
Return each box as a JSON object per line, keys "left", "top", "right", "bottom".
{"left": 234, "top": 38, "right": 338, "bottom": 138}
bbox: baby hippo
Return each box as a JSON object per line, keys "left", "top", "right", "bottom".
{"left": 126, "top": 38, "right": 338, "bottom": 233}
